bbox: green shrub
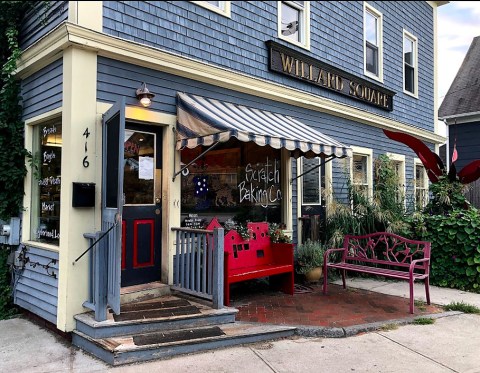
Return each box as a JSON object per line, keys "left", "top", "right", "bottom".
{"left": 0, "top": 246, "right": 15, "bottom": 319}
{"left": 413, "top": 208, "right": 480, "bottom": 293}
{"left": 295, "top": 240, "right": 326, "bottom": 275}
{"left": 325, "top": 155, "right": 409, "bottom": 247}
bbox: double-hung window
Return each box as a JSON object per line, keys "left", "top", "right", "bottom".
{"left": 278, "top": 1, "right": 310, "bottom": 49}
{"left": 364, "top": 3, "right": 383, "bottom": 81}
{"left": 404, "top": 30, "right": 418, "bottom": 97}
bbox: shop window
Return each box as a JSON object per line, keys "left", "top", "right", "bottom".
{"left": 31, "top": 121, "right": 62, "bottom": 245}
{"left": 364, "top": 3, "right": 383, "bottom": 81}
{"left": 278, "top": 1, "right": 310, "bottom": 49}
{"left": 180, "top": 139, "right": 282, "bottom": 228}
{"left": 415, "top": 161, "right": 428, "bottom": 209}
{"left": 193, "top": 1, "right": 231, "bottom": 17}
{"left": 404, "top": 30, "right": 418, "bottom": 97}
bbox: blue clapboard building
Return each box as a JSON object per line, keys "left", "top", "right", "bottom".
{"left": 11, "top": 1, "right": 447, "bottom": 361}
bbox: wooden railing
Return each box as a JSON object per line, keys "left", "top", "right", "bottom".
{"left": 82, "top": 231, "right": 109, "bottom": 321}
{"left": 171, "top": 227, "right": 224, "bottom": 309}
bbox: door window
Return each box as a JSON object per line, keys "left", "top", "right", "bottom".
{"left": 123, "top": 130, "right": 155, "bottom": 205}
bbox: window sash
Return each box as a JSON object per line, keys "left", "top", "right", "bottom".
{"left": 301, "top": 157, "right": 321, "bottom": 205}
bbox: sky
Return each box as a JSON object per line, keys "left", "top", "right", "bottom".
{"left": 437, "top": 1, "right": 480, "bottom": 108}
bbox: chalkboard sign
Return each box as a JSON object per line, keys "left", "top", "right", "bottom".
{"left": 183, "top": 214, "right": 203, "bottom": 229}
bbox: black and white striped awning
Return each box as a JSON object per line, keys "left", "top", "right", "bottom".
{"left": 176, "top": 92, "right": 352, "bottom": 159}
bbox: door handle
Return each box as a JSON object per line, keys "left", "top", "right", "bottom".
{"left": 155, "top": 197, "right": 161, "bottom": 204}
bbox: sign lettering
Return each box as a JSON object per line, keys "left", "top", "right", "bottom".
{"left": 268, "top": 41, "right": 394, "bottom": 111}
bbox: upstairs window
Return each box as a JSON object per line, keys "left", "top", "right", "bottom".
{"left": 278, "top": 1, "right": 310, "bottom": 49}
{"left": 193, "top": 1, "right": 231, "bottom": 17}
{"left": 364, "top": 3, "right": 383, "bottom": 81}
{"left": 404, "top": 30, "right": 418, "bottom": 97}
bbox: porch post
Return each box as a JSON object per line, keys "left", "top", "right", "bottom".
{"left": 212, "top": 227, "right": 224, "bottom": 309}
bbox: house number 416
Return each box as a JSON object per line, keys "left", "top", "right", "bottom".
{"left": 83, "top": 128, "right": 90, "bottom": 168}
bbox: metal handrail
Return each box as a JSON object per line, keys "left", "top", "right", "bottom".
{"left": 73, "top": 222, "right": 117, "bottom": 265}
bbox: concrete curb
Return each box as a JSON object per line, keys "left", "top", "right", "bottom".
{"left": 291, "top": 310, "right": 463, "bottom": 338}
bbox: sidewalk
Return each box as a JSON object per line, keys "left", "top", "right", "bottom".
{"left": 1, "top": 279, "right": 479, "bottom": 372}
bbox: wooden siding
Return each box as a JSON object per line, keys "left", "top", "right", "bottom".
{"left": 97, "top": 57, "right": 431, "bottom": 236}
{"left": 19, "top": 1, "right": 69, "bottom": 50}
{"left": 21, "top": 58, "right": 63, "bottom": 120}
{"left": 449, "top": 122, "right": 480, "bottom": 208}
{"left": 13, "top": 246, "right": 59, "bottom": 325}
{"left": 102, "top": 1, "right": 434, "bottom": 131}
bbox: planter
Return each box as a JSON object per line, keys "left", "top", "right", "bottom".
{"left": 304, "top": 267, "right": 323, "bottom": 283}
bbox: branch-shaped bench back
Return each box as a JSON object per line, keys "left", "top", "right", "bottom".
{"left": 343, "top": 232, "right": 431, "bottom": 270}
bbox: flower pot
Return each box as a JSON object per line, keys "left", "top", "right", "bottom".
{"left": 305, "top": 267, "right": 323, "bottom": 283}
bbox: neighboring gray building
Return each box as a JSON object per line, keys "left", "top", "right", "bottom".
{"left": 439, "top": 35, "right": 480, "bottom": 207}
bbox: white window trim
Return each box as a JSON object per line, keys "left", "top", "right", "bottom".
{"left": 363, "top": 2, "right": 383, "bottom": 83}
{"left": 414, "top": 158, "right": 429, "bottom": 209}
{"left": 386, "top": 152, "right": 406, "bottom": 206}
{"left": 278, "top": 1, "right": 311, "bottom": 50}
{"left": 351, "top": 146, "right": 373, "bottom": 198}
{"left": 403, "top": 29, "right": 419, "bottom": 98}
{"left": 192, "top": 1, "right": 231, "bottom": 18}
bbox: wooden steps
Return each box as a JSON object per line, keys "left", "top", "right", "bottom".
{"left": 72, "top": 294, "right": 295, "bottom": 365}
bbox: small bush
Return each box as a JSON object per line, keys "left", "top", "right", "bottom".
{"left": 413, "top": 317, "right": 435, "bottom": 325}
{"left": 0, "top": 246, "right": 15, "bottom": 319}
{"left": 444, "top": 301, "right": 480, "bottom": 314}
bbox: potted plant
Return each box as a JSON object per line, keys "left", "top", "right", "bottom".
{"left": 295, "top": 239, "right": 326, "bottom": 283}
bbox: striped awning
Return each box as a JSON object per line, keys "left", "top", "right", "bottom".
{"left": 176, "top": 92, "right": 352, "bottom": 159}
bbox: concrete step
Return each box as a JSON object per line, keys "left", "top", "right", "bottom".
{"left": 75, "top": 295, "right": 238, "bottom": 339}
{"left": 72, "top": 322, "right": 296, "bottom": 366}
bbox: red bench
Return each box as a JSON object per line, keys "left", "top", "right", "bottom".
{"left": 323, "top": 232, "right": 431, "bottom": 313}
{"left": 223, "top": 222, "right": 294, "bottom": 306}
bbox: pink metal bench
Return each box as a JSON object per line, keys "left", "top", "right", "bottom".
{"left": 323, "top": 232, "right": 431, "bottom": 313}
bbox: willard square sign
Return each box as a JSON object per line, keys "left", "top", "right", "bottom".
{"left": 267, "top": 41, "right": 395, "bottom": 111}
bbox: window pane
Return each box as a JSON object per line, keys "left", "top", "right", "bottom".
{"left": 365, "top": 11, "right": 377, "bottom": 45}
{"left": 416, "top": 165, "right": 425, "bottom": 187}
{"left": 405, "top": 65, "right": 415, "bottom": 93}
{"left": 181, "top": 140, "right": 282, "bottom": 226}
{"left": 32, "top": 122, "right": 62, "bottom": 245}
{"left": 123, "top": 131, "right": 155, "bottom": 205}
{"left": 366, "top": 43, "right": 378, "bottom": 75}
{"left": 281, "top": 2, "right": 300, "bottom": 42}
{"left": 353, "top": 155, "right": 367, "bottom": 185}
{"left": 404, "top": 37, "right": 414, "bottom": 66}
{"left": 302, "top": 157, "right": 320, "bottom": 204}
{"left": 206, "top": 1, "right": 223, "bottom": 10}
